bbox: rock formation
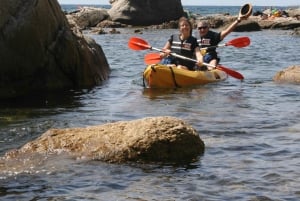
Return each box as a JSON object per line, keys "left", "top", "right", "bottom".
{"left": 0, "top": 0, "right": 110, "bottom": 99}
{"left": 108, "top": 0, "right": 184, "bottom": 25}
{"left": 0, "top": 116, "right": 205, "bottom": 173}
{"left": 273, "top": 65, "right": 300, "bottom": 84}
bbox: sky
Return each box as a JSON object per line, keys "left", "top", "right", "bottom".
{"left": 57, "top": 0, "right": 299, "bottom": 7}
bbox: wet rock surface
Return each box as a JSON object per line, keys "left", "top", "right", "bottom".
{"left": 0, "top": 116, "right": 205, "bottom": 173}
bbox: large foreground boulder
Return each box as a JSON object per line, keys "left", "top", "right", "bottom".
{"left": 1, "top": 117, "right": 205, "bottom": 170}
{"left": 0, "top": 0, "right": 110, "bottom": 99}
{"left": 108, "top": 0, "right": 184, "bottom": 26}
{"left": 273, "top": 65, "right": 300, "bottom": 84}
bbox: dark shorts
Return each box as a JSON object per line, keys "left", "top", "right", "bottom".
{"left": 161, "top": 57, "right": 175, "bottom": 64}
{"left": 204, "top": 53, "right": 220, "bottom": 64}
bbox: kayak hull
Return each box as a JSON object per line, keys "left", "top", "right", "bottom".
{"left": 143, "top": 64, "right": 228, "bottom": 88}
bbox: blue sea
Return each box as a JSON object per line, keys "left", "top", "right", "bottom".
{"left": 1, "top": 4, "right": 300, "bottom": 201}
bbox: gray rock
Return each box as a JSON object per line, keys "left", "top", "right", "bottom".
{"left": 0, "top": 0, "right": 110, "bottom": 99}
{"left": 108, "top": 0, "right": 184, "bottom": 26}
{"left": 67, "top": 7, "right": 109, "bottom": 29}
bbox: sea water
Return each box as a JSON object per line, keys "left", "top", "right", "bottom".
{"left": 1, "top": 5, "right": 300, "bottom": 201}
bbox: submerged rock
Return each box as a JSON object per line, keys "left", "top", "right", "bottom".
{"left": 0, "top": 116, "right": 205, "bottom": 173}
{"left": 273, "top": 65, "right": 300, "bottom": 84}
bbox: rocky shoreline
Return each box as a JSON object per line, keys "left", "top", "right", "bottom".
{"left": 65, "top": 6, "right": 300, "bottom": 35}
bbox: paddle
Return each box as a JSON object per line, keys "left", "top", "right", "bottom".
{"left": 128, "top": 37, "right": 166, "bottom": 53}
{"left": 144, "top": 37, "right": 250, "bottom": 64}
{"left": 144, "top": 52, "right": 163, "bottom": 64}
{"left": 200, "top": 36, "right": 250, "bottom": 50}
{"left": 128, "top": 36, "right": 250, "bottom": 51}
{"left": 144, "top": 52, "right": 244, "bottom": 80}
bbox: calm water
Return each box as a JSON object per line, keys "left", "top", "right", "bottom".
{"left": 1, "top": 5, "right": 300, "bottom": 201}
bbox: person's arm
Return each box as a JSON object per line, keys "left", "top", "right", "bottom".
{"left": 220, "top": 19, "right": 240, "bottom": 40}
{"left": 194, "top": 47, "right": 203, "bottom": 66}
{"left": 160, "top": 41, "right": 171, "bottom": 58}
{"left": 220, "top": 12, "right": 249, "bottom": 40}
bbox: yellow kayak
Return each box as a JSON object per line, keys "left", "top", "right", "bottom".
{"left": 143, "top": 64, "right": 228, "bottom": 88}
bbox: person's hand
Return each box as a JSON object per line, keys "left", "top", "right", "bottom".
{"left": 238, "top": 13, "right": 249, "bottom": 21}
{"left": 196, "top": 60, "right": 203, "bottom": 67}
{"left": 159, "top": 52, "right": 166, "bottom": 58}
{"left": 164, "top": 49, "right": 171, "bottom": 55}
{"left": 238, "top": 3, "right": 252, "bottom": 21}
{"left": 200, "top": 49, "right": 207, "bottom": 56}
{"left": 160, "top": 49, "right": 171, "bottom": 58}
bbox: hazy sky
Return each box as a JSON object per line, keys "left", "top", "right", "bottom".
{"left": 58, "top": 0, "right": 299, "bottom": 6}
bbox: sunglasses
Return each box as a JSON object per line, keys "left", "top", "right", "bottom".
{"left": 198, "top": 26, "right": 208, "bottom": 30}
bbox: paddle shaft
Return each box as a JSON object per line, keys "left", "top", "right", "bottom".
{"left": 200, "top": 37, "right": 250, "bottom": 50}
{"left": 169, "top": 53, "right": 244, "bottom": 79}
{"left": 200, "top": 44, "right": 226, "bottom": 51}
{"left": 168, "top": 52, "right": 216, "bottom": 69}
{"left": 133, "top": 41, "right": 162, "bottom": 52}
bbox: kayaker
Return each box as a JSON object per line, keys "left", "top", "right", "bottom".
{"left": 159, "top": 17, "right": 203, "bottom": 70}
{"left": 197, "top": 14, "right": 249, "bottom": 68}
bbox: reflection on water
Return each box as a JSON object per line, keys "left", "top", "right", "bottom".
{"left": 0, "top": 89, "right": 87, "bottom": 108}
{"left": 142, "top": 87, "right": 210, "bottom": 100}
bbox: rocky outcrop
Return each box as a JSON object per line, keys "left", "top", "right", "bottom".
{"left": 273, "top": 65, "right": 300, "bottom": 84}
{"left": 0, "top": 0, "right": 110, "bottom": 99}
{"left": 255, "top": 16, "right": 300, "bottom": 30}
{"left": 0, "top": 117, "right": 205, "bottom": 173}
{"left": 202, "top": 15, "right": 300, "bottom": 32}
{"left": 292, "top": 27, "right": 300, "bottom": 35}
{"left": 234, "top": 19, "right": 262, "bottom": 32}
{"left": 286, "top": 8, "right": 300, "bottom": 18}
{"left": 65, "top": 5, "right": 300, "bottom": 33}
{"left": 67, "top": 7, "right": 109, "bottom": 29}
{"left": 200, "top": 15, "right": 261, "bottom": 32}
{"left": 108, "top": 0, "right": 184, "bottom": 26}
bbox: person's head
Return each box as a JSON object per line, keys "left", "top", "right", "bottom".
{"left": 178, "top": 17, "right": 193, "bottom": 36}
{"left": 197, "top": 21, "right": 209, "bottom": 37}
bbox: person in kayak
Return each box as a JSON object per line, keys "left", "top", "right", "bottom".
{"left": 196, "top": 14, "right": 249, "bottom": 68}
{"left": 159, "top": 17, "right": 203, "bottom": 70}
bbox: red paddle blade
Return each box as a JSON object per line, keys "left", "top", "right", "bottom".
{"left": 226, "top": 37, "right": 250, "bottom": 48}
{"left": 144, "top": 53, "right": 162, "bottom": 64}
{"left": 216, "top": 65, "right": 244, "bottom": 80}
{"left": 128, "top": 37, "right": 151, "bottom": 50}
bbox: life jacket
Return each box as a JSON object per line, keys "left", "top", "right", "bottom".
{"left": 197, "top": 31, "right": 221, "bottom": 54}
{"left": 197, "top": 31, "right": 221, "bottom": 63}
{"left": 168, "top": 34, "right": 198, "bottom": 70}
